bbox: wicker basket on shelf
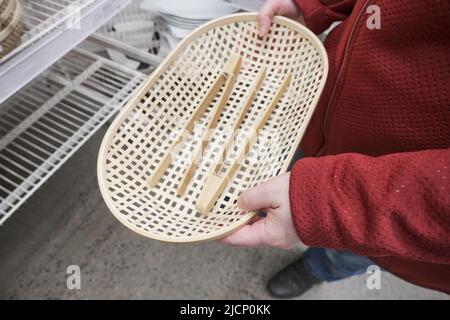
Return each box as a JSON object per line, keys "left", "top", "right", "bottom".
{"left": 0, "top": 0, "right": 22, "bottom": 59}
{"left": 0, "top": 0, "right": 9, "bottom": 14}
{"left": 98, "top": 13, "right": 328, "bottom": 243}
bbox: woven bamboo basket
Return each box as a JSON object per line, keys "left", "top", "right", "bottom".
{"left": 0, "top": 0, "right": 14, "bottom": 30}
{"left": 0, "top": 0, "right": 10, "bottom": 16}
{"left": 98, "top": 13, "right": 328, "bottom": 243}
{"left": 0, "top": 0, "right": 22, "bottom": 59}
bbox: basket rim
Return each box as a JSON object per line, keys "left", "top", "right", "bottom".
{"left": 0, "top": 0, "right": 20, "bottom": 42}
{"left": 0, "top": 0, "right": 13, "bottom": 22}
{"left": 97, "top": 12, "right": 329, "bottom": 243}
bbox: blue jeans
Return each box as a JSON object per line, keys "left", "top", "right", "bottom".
{"left": 302, "top": 248, "right": 375, "bottom": 282}
{"left": 287, "top": 149, "right": 374, "bottom": 282}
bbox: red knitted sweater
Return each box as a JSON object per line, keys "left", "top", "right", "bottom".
{"left": 290, "top": 0, "right": 450, "bottom": 293}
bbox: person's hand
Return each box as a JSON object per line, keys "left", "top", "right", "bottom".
{"left": 257, "top": 0, "right": 305, "bottom": 36}
{"left": 221, "top": 173, "right": 301, "bottom": 249}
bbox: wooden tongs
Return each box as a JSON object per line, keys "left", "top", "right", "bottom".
{"left": 177, "top": 67, "right": 268, "bottom": 195}
{"left": 196, "top": 73, "right": 292, "bottom": 215}
{"left": 148, "top": 55, "right": 242, "bottom": 187}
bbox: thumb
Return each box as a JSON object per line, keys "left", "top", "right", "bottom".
{"left": 237, "top": 178, "right": 280, "bottom": 211}
{"left": 220, "top": 218, "right": 269, "bottom": 246}
{"left": 257, "top": 0, "right": 278, "bottom": 36}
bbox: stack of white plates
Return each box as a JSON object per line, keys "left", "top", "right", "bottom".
{"left": 141, "top": 0, "right": 237, "bottom": 52}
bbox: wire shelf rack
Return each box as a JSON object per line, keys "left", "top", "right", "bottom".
{"left": 0, "top": 48, "right": 146, "bottom": 224}
{"left": 0, "top": 0, "right": 131, "bottom": 104}
{"left": 1, "top": 0, "right": 95, "bottom": 63}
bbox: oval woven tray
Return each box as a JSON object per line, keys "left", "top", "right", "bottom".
{"left": 98, "top": 13, "right": 328, "bottom": 243}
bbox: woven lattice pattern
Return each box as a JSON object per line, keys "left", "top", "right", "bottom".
{"left": 0, "top": 0, "right": 21, "bottom": 59}
{"left": 98, "top": 14, "right": 328, "bottom": 242}
{"left": 0, "top": 0, "right": 13, "bottom": 28}
{"left": 0, "top": 0, "right": 8, "bottom": 13}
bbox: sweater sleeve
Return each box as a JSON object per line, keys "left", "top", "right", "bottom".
{"left": 294, "top": 0, "right": 356, "bottom": 34}
{"left": 289, "top": 148, "right": 450, "bottom": 264}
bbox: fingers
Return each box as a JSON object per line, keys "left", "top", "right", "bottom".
{"left": 237, "top": 176, "right": 283, "bottom": 211}
{"left": 220, "top": 173, "right": 294, "bottom": 248}
{"left": 220, "top": 219, "right": 268, "bottom": 246}
{"left": 249, "top": 213, "right": 261, "bottom": 224}
{"left": 257, "top": 0, "right": 279, "bottom": 36}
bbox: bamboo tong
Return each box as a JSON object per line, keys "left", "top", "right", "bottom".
{"left": 148, "top": 54, "right": 291, "bottom": 215}
{"left": 196, "top": 73, "right": 291, "bottom": 214}
{"left": 148, "top": 54, "right": 242, "bottom": 188}
{"left": 177, "top": 66, "right": 267, "bottom": 195}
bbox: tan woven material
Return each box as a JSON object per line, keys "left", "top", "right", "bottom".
{"left": 0, "top": 0, "right": 14, "bottom": 29}
{"left": 0, "top": 0, "right": 21, "bottom": 59}
{"left": 98, "top": 13, "right": 328, "bottom": 243}
{"left": 0, "top": 0, "right": 10, "bottom": 16}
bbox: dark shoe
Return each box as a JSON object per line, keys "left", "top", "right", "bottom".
{"left": 267, "top": 257, "right": 322, "bottom": 299}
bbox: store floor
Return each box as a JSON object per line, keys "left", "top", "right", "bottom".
{"left": 0, "top": 125, "right": 447, "bottom": 299}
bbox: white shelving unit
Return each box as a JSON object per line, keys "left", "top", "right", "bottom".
{"left": 0, "top": 48, "right": 146, "bottom": 224}
{"left": 91, "top": 0, "right": 162, "bottom": 66}
{"left": 0, "top": 0, "right": 132, "bottom": 104}
{"left": 0, "top": 0, "right": 256, "bottom": 224}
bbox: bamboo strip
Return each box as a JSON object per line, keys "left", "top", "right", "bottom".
{"left": 196, "top": 73, "right": 292, "bottom": 214}
{"left": 148, "top": 55, "right": 241, "bottom": 187}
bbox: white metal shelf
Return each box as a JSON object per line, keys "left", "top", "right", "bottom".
{"left": 0, "top": 0, "right": 132, "bottom": 104}
{"left": 0, "top": 48, "right": 146, "bottom": 224}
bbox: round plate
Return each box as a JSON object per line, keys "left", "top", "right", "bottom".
{"left": 141, "top": 0, "right": 237, "bottom": 20}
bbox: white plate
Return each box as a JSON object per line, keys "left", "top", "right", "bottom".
{"left": 161, "top": 19, "right": 201, "bottom": 29}
{"left": 165, "top": 23, "right": 193, "bottom": 38}
{"left": 161, "top": 18, "right": 205, "bottom": 28}
{"left": 140, "top": 0, "right": 237, "bottom": 20}
{"left": 161, "top": 13, "right": 208, "bottom": 24}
